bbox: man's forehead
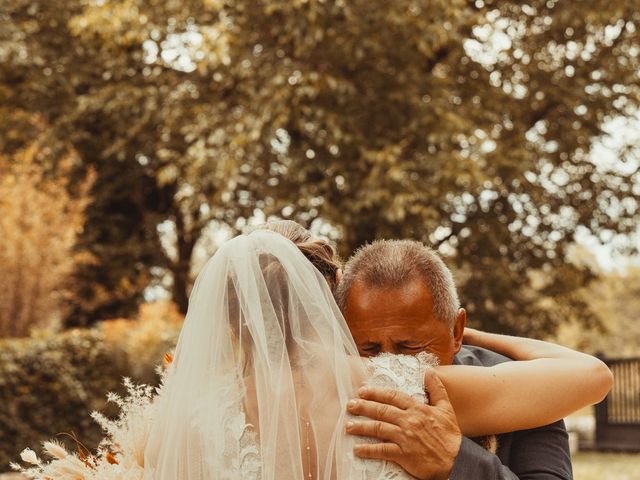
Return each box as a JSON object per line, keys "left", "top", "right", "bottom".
{"left": 346, "top": 283, "right": 440, "bottom": 337}
{"left": 349, "top": 277, "right": 434, "bottom": 306}
{"left": 357, "top": 328, "right": 432, "bottom": 344}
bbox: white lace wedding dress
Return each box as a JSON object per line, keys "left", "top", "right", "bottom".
{"left": 347, "top": 353, "right": 433, "bottom": 480}
{"left": 218, "top": 353, "right": 433, "bottom": 480}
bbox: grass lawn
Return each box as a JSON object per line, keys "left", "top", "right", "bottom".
{"left": 572, "top": 452, "right": 640, "bottom": 480}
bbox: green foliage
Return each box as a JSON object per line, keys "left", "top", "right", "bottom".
{"left": 0, "top": 305, "right": 181, "bottom": 470}
{"left": 2, "top": 0, "right": 639, "bottom": 334}
{"left": 66, "top": 161, "right": 171, "bottom": 327}
{"left": 0, "top": 329, "right": 130, "bottom": 469}
{"left": 553, "top": 266, "right": 640, "bottom": 356}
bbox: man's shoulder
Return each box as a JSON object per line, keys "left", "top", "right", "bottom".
{"left": 454, "top": 345, "right": 512, "bottom": 367}
{"left": 454, "top": 346, "right": 573, "bottom": 478}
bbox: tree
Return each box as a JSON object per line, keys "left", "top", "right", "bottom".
{"left": 2, "top": 0, "right": 639, "bottom": 334}
{"left": 0, "top": 136, "right": 93, "bottom": 336}
{"left": 233, "top": 0, "right": 640, "bottom": 334}
{"left": 2, "top": 0, "right": 253, "bottom": 319}
{"left": 2, "top": 1, "right": 218, "bottom": 320}
{"left": 553, "top": 263, "right": 640, "bottom": 356}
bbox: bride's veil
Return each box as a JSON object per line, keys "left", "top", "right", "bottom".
{"left": 144, "top": 230, "right": 367, "bottom": 479}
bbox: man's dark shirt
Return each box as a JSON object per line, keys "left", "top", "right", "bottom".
{"left": 449, "top": 345, "right": 573, "bottom": 480}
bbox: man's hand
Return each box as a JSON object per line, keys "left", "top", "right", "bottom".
{"left": 346, "top": 369, "right": 462, "bottom": 480}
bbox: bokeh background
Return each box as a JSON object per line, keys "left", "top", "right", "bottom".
{"left": 1, "top": 0, "right": 639, "bottom": 477}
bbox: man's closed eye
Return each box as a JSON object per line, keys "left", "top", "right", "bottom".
{"left": 360, "top": 344, "right": 381, "bottom": 355}
{"left": 398, "top": 343, "right": 427, "bottom": 353}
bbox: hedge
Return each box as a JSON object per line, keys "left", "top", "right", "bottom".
{"left": 0, "top": 329, "right": 133, "bottom": 469}
{"left": 0, "top": 321, "right": 182, "bottom": 472}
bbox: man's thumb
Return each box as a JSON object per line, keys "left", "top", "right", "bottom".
{"left": 424, "top": 368, "right": 453, "bottom": 408}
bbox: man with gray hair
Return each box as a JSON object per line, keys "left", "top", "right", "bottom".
{"left": 338, "top": 239, "right": 573, "bottom": 480}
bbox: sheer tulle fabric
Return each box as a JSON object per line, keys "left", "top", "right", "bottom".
{"left": 144, "top": 231, "right": 368, "bottom": 479}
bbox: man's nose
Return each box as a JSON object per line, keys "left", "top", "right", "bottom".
{"left": 379, "top": 340, "right": 398, "bottom": 354}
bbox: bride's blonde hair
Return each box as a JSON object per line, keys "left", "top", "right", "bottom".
{"left": 256, "top": 220, "right": 341, "bottom": 290}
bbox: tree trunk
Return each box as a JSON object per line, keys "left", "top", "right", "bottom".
{"left": 170, "top": 210, "right": 199, "bottom": 315}
{"left": 172, "top": 260, "right": 190, "bottom": 315}
{"left": 8, "top": 245, "right": 24, "bottom": 337}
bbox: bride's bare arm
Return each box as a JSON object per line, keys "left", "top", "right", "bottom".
{"left": 435, "top": 328, "right": 613, "bottom": 437}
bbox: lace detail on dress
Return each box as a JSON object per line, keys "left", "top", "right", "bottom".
{"left": 191, "top": 381, "right": 262, "bottom": 479}
{"left": 214, "top": 353, "right": 434, "bottom": 479}
{"left": 366, "top": 352, "right": 434, "bottom": 403}
{"left": 222, "top": 409, "right": 261, "bottom": 479}
{"left": 348, "top": 352, "right": 437, "bottom": 480}
{"left": 201, "top": 407, "right": 261, "bottom": 479}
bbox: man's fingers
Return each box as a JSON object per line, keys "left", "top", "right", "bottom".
{"left": 423, "top": 368, "right": 453, "bottom": 409}
{"left": 346, "top": 419, "right": 403, "bottom": 442}
{"left": 358, "top": 386, "right": 416, "bottom": 410}
{"left": 353, "top": 442, "right": 401, "bottom": 461}
{"left": 347, "top": 398, "right": 403, "bottom": 424}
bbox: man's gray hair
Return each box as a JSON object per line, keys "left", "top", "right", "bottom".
{"left": 334, "top": 239, "right": 460, "bottom": 328}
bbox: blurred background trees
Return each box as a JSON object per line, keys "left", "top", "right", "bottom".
{"left": 554, "top": 262, "right": 640, "bottom": 357}
{"left": 0, "top": 127, "right": 94, "bottom": 337}
{"left": 1, "top": 0, "right": 639, "bottom": 336}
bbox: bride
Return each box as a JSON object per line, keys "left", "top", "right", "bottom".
{"left": 143, "top": 225, "right": 612, "bottom": 479}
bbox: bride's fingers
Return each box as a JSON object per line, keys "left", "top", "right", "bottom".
{"left": 347, "top": 398, "right": 403, "bottom": 424}
{"left": 357, "top": 386, "right": 415, "bottom": 410}
{"left": 345, "top": 419, "right": 403, "bottom": 442}
{"left": 353, "top": 442, "right": 401, "bottom": 462}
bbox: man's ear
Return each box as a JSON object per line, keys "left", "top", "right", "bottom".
{"left": 452, "top": 308, "right": 467, "bottom": 354}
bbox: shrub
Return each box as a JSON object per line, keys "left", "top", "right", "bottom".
{"left": 118, "top": 301, "right": 182, "bottom": 383}
{"left": 0, "top": 302, "right": 182, "bottom": 470}
{"left": 0, "top": 329, "right": 130, "bottom": 470}
{"left": 98, "top": 302, "right": 182, "bottom": 383}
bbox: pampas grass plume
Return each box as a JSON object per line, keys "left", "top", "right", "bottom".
{"left": 42, "top": 441, "right": 69, "bottom": 460}
{"left": 49, "top": 455, "right": 92, "bottom": 478}
{"left": 13, "top": 363, "right": 168, "bottom": 478}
